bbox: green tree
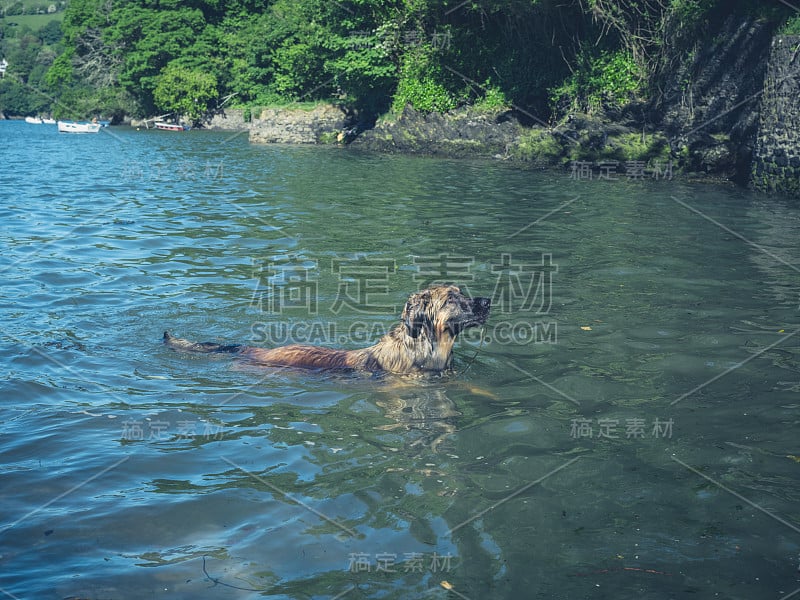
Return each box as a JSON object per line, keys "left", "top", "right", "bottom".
{"left": 45, "top": 50, "right": 73, "bottom": 87}
{"left": 39, "top": 0, "right": 788, "bottom": 123}
{"left": 153, "top": 62, "right": 218, "bottom": 121}
{"left": 214, "top": 13, "right": 275, "bottom": 104}
{"left": 39, "top": 20, "right": 64, "bottom": 45}
{"left": 105, "top": 5, "right": 207, "bottom": 113}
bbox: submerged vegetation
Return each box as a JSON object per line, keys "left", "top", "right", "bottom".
{"left": 0, "top": 0, "right": 795, "bottom": 122}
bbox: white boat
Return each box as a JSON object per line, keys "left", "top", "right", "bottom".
{"left": 154, "top": 121, "right": 189, "bottom": 131}
{"left": 57, "top": 120, "right": 101, "bottom": 134}
{"left": 26, "top": 116, "right": 57, "bottom": 124}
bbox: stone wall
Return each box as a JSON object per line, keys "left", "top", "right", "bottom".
{"left": 656, "top": 16, "right": 773, "bottom": 182}
{"left": 751, "top": 35, "right": 800, "bottom": 196}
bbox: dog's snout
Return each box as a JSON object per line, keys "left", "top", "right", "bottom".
{"left": 476, "top": 297, "right": 491, "bottom": 309}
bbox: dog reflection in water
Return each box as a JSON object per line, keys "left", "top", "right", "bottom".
{"left": 374, "top": 385, "right": 473, "bottom": 451}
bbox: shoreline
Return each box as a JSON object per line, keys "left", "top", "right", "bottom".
{"left": 3, "top": 106, "right": 761, "bottom": 191}
{"left": 193, "top": 24, "right": 799, "bottom": 197}
{"left": 196, "top": 104, "right": 753, "bottom": 190}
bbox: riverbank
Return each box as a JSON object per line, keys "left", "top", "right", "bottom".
{"left": 197, "top": 17, "right": 800, "bottom": 195}
{"left": 199, "top": 101, "right": 747, "bottom": 188}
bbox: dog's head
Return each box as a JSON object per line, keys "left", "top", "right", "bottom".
{"left": 401, "top": 285, "right": 491, "bottom": 339}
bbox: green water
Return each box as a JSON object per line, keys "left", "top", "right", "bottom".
{"left": 1, "top": 120, "right": 799, "bottom": 599}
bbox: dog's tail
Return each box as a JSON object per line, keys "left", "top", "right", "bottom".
{"left": 163, "top": 331, "right": 244, "bottom": 354}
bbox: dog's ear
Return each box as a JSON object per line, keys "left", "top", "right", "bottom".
{"left": 402, "top": 291, "right": 430, "bottom": 338}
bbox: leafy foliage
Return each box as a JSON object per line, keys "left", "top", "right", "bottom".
{"left": 550, "top": 49, "right": 644, "bottom": 114}
{"left": 392, "top": 43, "right": 456, "bottom": 113}
{"left": 0, "top": 0, "right": 793, "bottom": 120}
{"left": 780, "top": 15, "right": 800, "bottom": 35}
{"left": 153, "top": 63, "right": 218, "bottom": 121}
{"left": 0, "top": 18, "right": 63, "bottom": 115}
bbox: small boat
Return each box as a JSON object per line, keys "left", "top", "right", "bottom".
{"left": 42, "top": 118, "right": 56, "bottom": 125}
{"left": 57, "top": 120, "right": 101, "bottom": 134}
{"left": 154, "top": 121, "right": 189, "bottom": 131}
{"left": 25, "top": 116, "right": 43, "bottom": 124}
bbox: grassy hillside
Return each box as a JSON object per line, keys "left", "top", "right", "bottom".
{"left": 2, "top": 13, "right": 64, "bottom": 29}
{"left": 0, "top": 0, "right": 65, "bottom": 116}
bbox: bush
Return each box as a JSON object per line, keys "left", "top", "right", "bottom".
{"left": 393, "top": 76, "right": 456, "bottom": 113}
{"left": 780, "top": 15, "right": 800, "bottom": 35}
{"left": 5, "top": 2, "right": 24, "bottom": 15}
{"left": 473, "top": 81, "right": 510, "bottom": 111}
{"left": 550, "top": 49, "right": 643, "bottom": 115}
{"left": 609, "top": 132, "right": 671, "bottom": 162}
{"left": 391, "top": 44, "right": 456, "bottom": 114}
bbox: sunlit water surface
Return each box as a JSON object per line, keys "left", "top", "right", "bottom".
{"left": 1, "top": 120, "right": 799, "bottom": 599}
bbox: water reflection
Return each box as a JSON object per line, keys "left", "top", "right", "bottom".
{"left": 375, "top": 383, "right": 463, "bottom": 451}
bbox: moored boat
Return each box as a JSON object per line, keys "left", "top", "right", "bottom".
{"left": 57, "top": 120, "right": 102, "bottom": 134}
{"left": 24, "top": 116, "right": 43, "bottom": 124}
{"left": 154, "top": 121, "right": 189, "bottom": 131}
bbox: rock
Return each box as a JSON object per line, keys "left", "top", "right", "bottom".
{"left": 249, "top": 104, "right": 350, "bottom": 144}
{"left": 204, "top": 108, "right": 248, "bottom": 131}
{"left": 351, "top": 105, "right": 522, "bottom": 158}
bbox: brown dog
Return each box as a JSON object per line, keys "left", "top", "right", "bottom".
{"left": 164, "top": 285, "right": 490, "bottom": 375}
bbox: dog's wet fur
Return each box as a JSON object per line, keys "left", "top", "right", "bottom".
{"left": 164, "top": 285, "right": 490, "bottom": 375}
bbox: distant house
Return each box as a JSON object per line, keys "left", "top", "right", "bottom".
{"left": 0, "top": 59, "right": 8, "bottom": 78}
{"left": 47, "top": 4, "right": 57, "bottom": 12}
